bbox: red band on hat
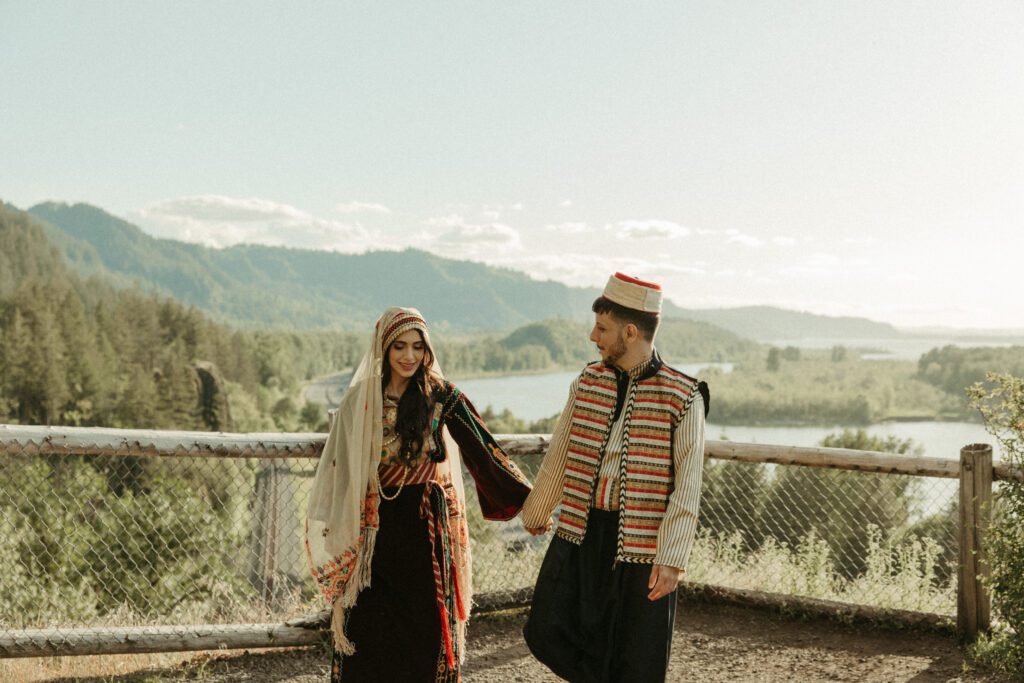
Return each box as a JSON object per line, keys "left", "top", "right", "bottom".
{"left": 613, "top": 272, "right": 661, "bottom": 290}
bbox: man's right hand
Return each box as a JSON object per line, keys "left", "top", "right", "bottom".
{"left": 524, "top": 518, "right": 553, "bottom": 536}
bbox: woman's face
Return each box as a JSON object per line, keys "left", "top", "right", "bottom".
{"left": 387, "top": 329, "right": 427, "bottom": 382}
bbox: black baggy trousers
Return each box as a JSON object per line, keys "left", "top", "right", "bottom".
{"left": 523, "top": 509, "right": 676, "bottom": 683}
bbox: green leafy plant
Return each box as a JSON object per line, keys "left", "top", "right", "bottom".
{"left": 967, "top": 373, "right": 1024, "bottom": 675}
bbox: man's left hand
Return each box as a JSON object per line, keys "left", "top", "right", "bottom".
{"left": 647, "top": 564, "right": 682, "bottom": 601}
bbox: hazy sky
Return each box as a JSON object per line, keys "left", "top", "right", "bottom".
{"left": 3, "top": 2, "right": 1023, "bottom": 329}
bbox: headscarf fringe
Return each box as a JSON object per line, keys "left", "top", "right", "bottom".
{"left": 330, "top": 600, "right": 354, "bottom": 655}
{"left": 456, "top": 615, "right": 468, "bottom": 665}
{"left": 329, "top": 527, "right": 377, "bottom": 653}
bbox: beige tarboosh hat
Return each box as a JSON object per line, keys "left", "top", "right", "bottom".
{"left": 602, "top": 272, "right": 663, "bottom": 313}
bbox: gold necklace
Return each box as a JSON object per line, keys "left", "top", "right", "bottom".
{"left": 377, "top": 463, "right": 408, "bottom": 500}
{"left": 378, "top": 393, "right": 407, "bottom": 500}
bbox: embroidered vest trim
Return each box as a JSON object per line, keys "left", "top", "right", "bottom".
{"left": 555, "top": 361, "right": 701, "bottom": 563}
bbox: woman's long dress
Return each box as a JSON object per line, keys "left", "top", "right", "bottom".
{"left": 331, "top": 383, "right": 531, "bottom": 682}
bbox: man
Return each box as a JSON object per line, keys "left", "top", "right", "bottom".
{"left": 521, "top": 272, "right": 709, "bottom": 683}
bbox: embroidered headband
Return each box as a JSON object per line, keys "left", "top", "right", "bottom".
{"left": 602, "top": 272, "right": 663, "bottom": 313}
{"left": 381, "top": 310, "right": 429, "bottom": 351}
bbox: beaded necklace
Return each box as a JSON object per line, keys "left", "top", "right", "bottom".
{"left": 378, "top": 394, "right": 407, "bottom": 500}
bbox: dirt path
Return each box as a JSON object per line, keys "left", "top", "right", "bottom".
{"left": 45, "top": 600, "right": 1009, "bottom": 683}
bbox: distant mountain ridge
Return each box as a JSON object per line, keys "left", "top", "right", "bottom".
{"left": 28, "top": 202, "right": 604, "bottom": 332}
{"left": 676, "top": 305, "right": 901, "bottom": 341}
{"left": 22, "top": 201, "right": 924, "bottom": 340}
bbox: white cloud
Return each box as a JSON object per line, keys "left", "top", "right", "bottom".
{"left": 491, "top": 253, "right": 652, "bottom": 288}
{"left": 615, "top": 220, "right": 690, "bottom": 240}
{"left": 725, "top": 229, "right": 764, "bottom": 247}
{"left": 559, "top": 199, "right": 573, "bottom": 208}
{"left": 806, "top": 252, "right": 842, "bottom": 267}
{"left": 771, "top": 236, "right": 799, "bottom": 246}
{"left": 546, "top": 222, "right": 591, "bottom": 234}
{"left": 511, "top": 202, "right": 525, "bottom": 211}
{"left": 130, "top": 195, "right": 371, "bottom": 251}
{"left": 425, "top": 213, "right": 467, "bottom": 228}
{"left": 480, "top": 209, "right": 501, "bottom": 220}
{"left": 643, "top": 263, "right": 706, "bottom": 277}
{"left": 778, "top": 252, "right": 844, "bottom": 278}
{"left": 418, "top": 214, "right": 523, "bottom": 258}
{"left": 490, "top": 253, "right": 708, "bottom": 293}
{"left": 335, "top": 201, "right": 392, "bottom": 214}
{"left": 147, "top": 195, "right": 309, "bottom": 222}
{"left": 435, "top": 222, "right": 520, "bottom": 247}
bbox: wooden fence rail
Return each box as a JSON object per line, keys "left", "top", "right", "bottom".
{"left": 0, "top": 425, "right": 1016, "bottom": 657}
{"left": 3, "top": 425, "right": 1020, "bottom": 480}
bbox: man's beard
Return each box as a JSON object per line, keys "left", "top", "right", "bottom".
{"left": 601, "top": 333, "right": 628, "bottom": 366}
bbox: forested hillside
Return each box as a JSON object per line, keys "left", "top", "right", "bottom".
{"left": 26, "top": 201, "right": 925, "bottom": 342}
{"left": 28, "top": 202, "right": 602, "bottom": 331}
{"left": 0, "top": 202, "right": 362, "bottom": 432}
{"left": 439, "top": 317, "right": 757, "bottom": 376}
{"left": 2, "top": 201, "right": 761, "bottom": 429}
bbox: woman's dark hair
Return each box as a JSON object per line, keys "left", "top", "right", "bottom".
{"left": 382, "top": 331, "right": 444, "bottom": 465}
{"left": 591, "top": 296, "right": 660, "bottom": 341}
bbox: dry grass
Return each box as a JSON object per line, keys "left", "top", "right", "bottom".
{"left": 687, "top": 527, "right": 955, "bottom": 615}
{"left": 0, "top": 649, "right": 226, "bottom": 682}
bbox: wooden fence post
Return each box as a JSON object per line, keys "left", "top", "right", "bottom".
{"left": 958, "top": 443, "right": 993, "bottom": 642}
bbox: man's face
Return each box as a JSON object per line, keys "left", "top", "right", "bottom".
{"left": 590, "top": 312, "right": 628, "bottom": 366}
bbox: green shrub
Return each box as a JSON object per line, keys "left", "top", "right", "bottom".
{"left": 0, "top": 456, "right": 256, "bottom": 628}
{"left": 968, "top": 373, "right": 1024, "bottom": 675}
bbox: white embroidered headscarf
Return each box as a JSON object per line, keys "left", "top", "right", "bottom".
{"left": 305, "top": 307, "right": 473, "bottom": 655}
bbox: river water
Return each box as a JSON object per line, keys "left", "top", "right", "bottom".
{"left": 454, "top": 366, "right": 1001, "bottom": 463}
{"left": 455, "top": 367, "right": 1006, "bottom": 514}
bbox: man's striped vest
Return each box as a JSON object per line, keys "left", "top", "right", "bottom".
{"left": 555, "top": 361, "right": 701, "bottom": 563}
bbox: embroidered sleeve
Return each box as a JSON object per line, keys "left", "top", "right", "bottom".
{"left": 520, "top": 375, "right": 580, "bottom": 529}
{"left": 654, "top": 392, "right": 706, "bottom": 570}
{"left": 442, "top": 384, "right": 532, "bottom": 521}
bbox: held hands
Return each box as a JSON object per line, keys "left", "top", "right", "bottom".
{"left": 647, "top": 564, "right": 682, "bottom": 601}
{"left": 524, "top": 517, "right": 553, "bottom": 536}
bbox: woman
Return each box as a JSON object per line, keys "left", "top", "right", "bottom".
{"left": 306, "top": 307, "right": 532, "bottom": 682}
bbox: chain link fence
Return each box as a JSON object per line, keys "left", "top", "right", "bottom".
{"left": 694, "top": 457, "right": 959, "bottom": 615}
{"left": 0, "top": 426, "right": 972, "bottom": 659}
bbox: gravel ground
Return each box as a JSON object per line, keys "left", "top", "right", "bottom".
{"left": 46, "top": 600, "right": 1011, "bottom": 683}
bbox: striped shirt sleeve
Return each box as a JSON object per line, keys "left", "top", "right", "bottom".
{"left": 654, "top": 393, "right": 706, "bottom": 571}
{"left": 520, "top": 376, "right": 580, "bottom": 529}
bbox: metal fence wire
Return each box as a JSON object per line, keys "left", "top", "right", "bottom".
{"left": 0, "top": 426, "right": 963, "bottom": 657}
{"left": 693, "top": 459, "right": 958, "bottom": 615}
